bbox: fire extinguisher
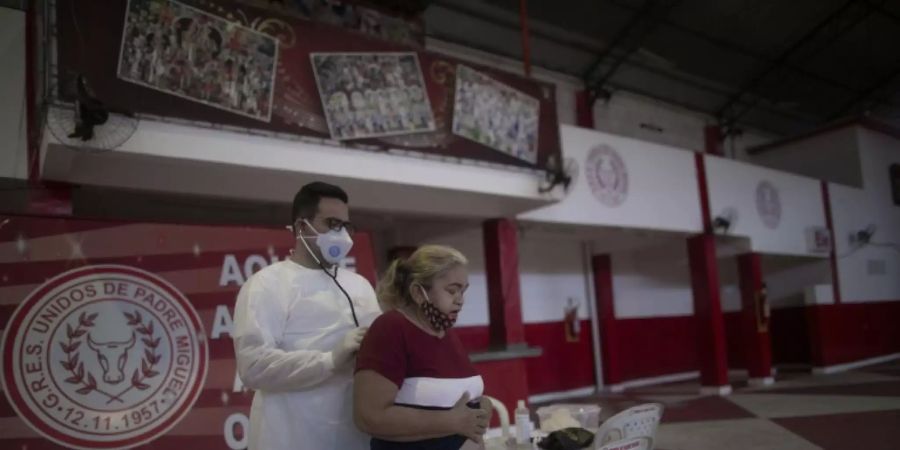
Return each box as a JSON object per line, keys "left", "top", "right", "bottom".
{"left": 564, "top": 297, "right": 580, "bottom": 342}
{"left": 755, "top": 283, "right": 770, "bottom": 333}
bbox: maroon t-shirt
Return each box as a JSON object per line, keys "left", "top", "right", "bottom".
{"left": 356, "top": 310, "right": 484, "bottom": 449}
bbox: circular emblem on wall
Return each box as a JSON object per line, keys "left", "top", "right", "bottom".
{"left": 585, "top": 144, "right": 628, "bottom": 207}
{"left": 1, "top": 265, "right": 207, "bottom": 450}
{"left": 755, "top": 180, "right": 782, "bottom": 229}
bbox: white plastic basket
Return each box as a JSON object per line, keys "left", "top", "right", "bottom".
{"left": 537, "top": 403, "right": 602, "bottom": 431}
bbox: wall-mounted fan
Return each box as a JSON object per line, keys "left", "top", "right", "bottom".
{"left": 539, "top": 155, "right": 578, "bottom": 194}
{"left": 46, "top": 74, "right": 139, "bottom": 152}
{"left": 713, "top": 207, "right": 738, "bottom": 234}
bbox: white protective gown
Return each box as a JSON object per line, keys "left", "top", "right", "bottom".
{"left": 233, "top": 260, "right": 381, "bottom": 450}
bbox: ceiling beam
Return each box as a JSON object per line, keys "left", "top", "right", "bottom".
{"left": 604, "top": 0, "right": 861, "bottom": 95}
{"left": 428, "top": 0, "right": 864, "bottom": 102}
{"left": 583, "top": 0, "right": 683, "bottom": 101}
{"left": 716, "top": 0, "right": 872, "bottom": 129}
{"left": 864, "top": 0, "right": 900, "bottom": 24}
{"left": 828, "top": 61, "right": 900, "bottom": 120}
{"left": 427, "top": 2, "right": 738, "bottom": 98}
{"left": 582, "top": 0, "right": 661, "bottom": 81}
{"left": 425, "top": 31, "right": 817, "bottom": 133}
{"left": 429, "top": 1, "right": 607, "bottom": 57}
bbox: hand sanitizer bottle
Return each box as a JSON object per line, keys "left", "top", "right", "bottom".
{"left": 514, "top": 399, "right": 532, "bottom": 447}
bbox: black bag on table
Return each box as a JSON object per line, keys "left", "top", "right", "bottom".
{"left": 537, "top": 427, "right": 595, "bottom": 450}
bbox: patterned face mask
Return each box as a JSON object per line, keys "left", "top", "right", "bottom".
{"left": 418, "top": 285, "right": 456, "bottom": 331}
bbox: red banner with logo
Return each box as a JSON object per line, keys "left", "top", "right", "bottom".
{"left": 0, "top": 215, "right": 377, "bottom": 449}
{"left": 55, "top": 0, "right": 561, "bottom": 170}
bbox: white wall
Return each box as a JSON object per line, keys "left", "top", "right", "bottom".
{"left": 718, "top": 253, "right": 832, "bottom": 313}
{"left": 592, "top": 91, "right": 779, "bottom": 158}
{"left": 705, "top": 155, "right": 828, "bottom": 256}
{"left": 41, "top": 116, "right": 555, "bottom": 219}
{"left": 593, "top": 92, "right": 704, "bottom": 152}
{"left": 387, "top": 222, "right": 593, "bottom": 327}
{"left": 519, "top": 236, "right": 590, "bottom": 323}
{"left": 717, "top": 258, "right": 741, "bottom": 313}
{"left": 521, "top": 125, "right": 703, "bottom": 234}
{"left": 0, "top": 7, "right": 27, "bottom": 180}
{"left": 386, "top": 218, "right": 828, "bottom": 326}
{"left": 744, "top": 126, "right": 863, "bottom": 187}
{"left": 387, "top": 218, "right": 700, "bottom": 324}
{"left": 392, "top": 225, "right": 492, "bottom": 327}
{"left": 763, "top": 257, "right": 832, "bottom": 309}
{"left": 830, "top": 128, "right": 900, "bottom": 302}
{"left": 612, "top": 240, "right": 694, "bottom": 318}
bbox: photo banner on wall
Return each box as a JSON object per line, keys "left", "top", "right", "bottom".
{"left": 0, "top": 215, "right": 378, "bottom": 449}
{"left": 452, "top": 65, "right": 540, "bottom": 164}
{"left": 310, "top": 52, "right": 436, "bottom": 140}
{"left": 56, "top": 0, "right": 561, "bottom": 170}
{"left": 117, "top": 0, "right": 279, "bottom": 122}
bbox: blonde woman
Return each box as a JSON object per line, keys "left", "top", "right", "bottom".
{"left": 354, "top": 245, "right": 491, "bottom": 450}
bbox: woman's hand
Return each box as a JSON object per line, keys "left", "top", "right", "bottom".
{"left": 477, "top": 396, "right": 494, "bottom": 430}
{"left": 447, "top": 393, "right": 489, "bottom": 443}
{"left": 355, "top": 371, "right": 488, "bottom": 442}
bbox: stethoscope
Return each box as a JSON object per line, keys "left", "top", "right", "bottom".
{"left": 321, "top": 264, "right": 360, "bottom": 327}
{"left": 291, "top": 225, "right": 360, "bottom": 327}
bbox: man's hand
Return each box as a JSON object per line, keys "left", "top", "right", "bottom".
{"left": 448, "top": 393, "right": 489, "bottom": 443}
{"left": 331, "top": 327, "right": 367, "bottom": 369}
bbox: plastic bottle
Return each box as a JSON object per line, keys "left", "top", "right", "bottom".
{"left": 514, "top": 399, "right": 532, "bottom": 447}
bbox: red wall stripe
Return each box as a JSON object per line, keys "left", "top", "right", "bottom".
{"left": 767, "top": 306, "right": 812, "bottom": 364}
{"left": 456, "top": 320, "right": 595, "bottom": 395}
{"left": 615, "top": 315, "right": 699, "bottom": 380}
{"left": 807, "top": 301, "right": 900, "bottom": 366}
{"left": 522, "top": 320, "right": 595, "bottom": 394}
{"left": 458, "top": 302, "right": 895, "bottom": 391}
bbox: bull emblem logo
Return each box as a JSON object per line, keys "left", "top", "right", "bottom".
{"left": 86, "top": 332, "right": 137, "bottom": 385}
{"left": 2, "top": 264, "right": 208, "bottom": 450}
{"left": 58, "top": 310, "right": 162, "bottom": 403}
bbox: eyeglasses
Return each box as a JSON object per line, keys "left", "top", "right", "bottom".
{"left": 322, "top": 217, "right": 356, "bottom": 235}
{"left": 290, "top": 218, "right": 356, "bottom": 235}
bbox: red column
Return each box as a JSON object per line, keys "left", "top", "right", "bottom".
{"left": 737, "top": 252, "right": 773, "bottom": 385}
{"left": 592, "top": 254, "right": 622, "bottom": 389}
{"left": 480, "top": 219, "right": 530, "bottom": 417}
{"left": 347, "top": 231, "right": 378, "bottom": 286}
{"left": 704, "top": 125, "right": 723, "bottom": 156}
{"left": 483, "top": 219, "right": 525, "bottom": 347}
{"left": 518, "top": 0, "right": 531, "bottom": 77}
{"left": 575, "top": 89, "right": 595, "bottom": 129}
{"left": 25, "top": 0, "right": 40, "bottom": 184}
{"left": 687, "top": 234, "right": 730, "bottom": 394}
{"left": 473, "top": 359, "right": 530, "bottom": 427}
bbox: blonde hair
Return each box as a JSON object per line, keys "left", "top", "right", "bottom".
{"left": 378, "top": 245, "right": 468, "bottom": 311}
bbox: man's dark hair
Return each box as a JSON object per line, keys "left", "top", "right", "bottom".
{"left": 292, "top": 182, "right": 349, "bottom": 228}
